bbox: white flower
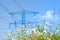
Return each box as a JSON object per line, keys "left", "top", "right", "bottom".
{"left": 11, "top": 31, "right": 15, "bottom": 35}
{"left": 12, "top": 38, "right": 14, "bottom": 40}
{"left": 16, "top": 28, "right": 20, "bottom": 33}
{"left": 22, "top": 25, "right": 26, "bottom": 30}
{"left": 28, "top": 22, "right": 31, "bottom": 26}
{"left": 32, "top": 29, "right": 36, "bottom": 33}
{"left": 6, "top": 33, "right": 10, "bottom": 39}
{"left": 56, "top": 30, "right": 59, "bottom": 32}
{"left": 47, "top": 38, "right": 51, "bottom": 40}
{"left": 45, "top": 21, "right": 49, "bottom": 25}
{"left": 44, "top": 26, "right": 48, "bottom": 30}
{"left": 43, "top": 30, "right": 47, "bottom": 33}
{"left": 39, "top": 32, "right": 43, "bottom": 35}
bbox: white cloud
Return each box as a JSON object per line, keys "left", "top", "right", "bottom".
{"left": 43, "top": 11, "right": 54, "bottom": 19}
{"left": 33, "top": 10, "right": 59, "bottom": 21}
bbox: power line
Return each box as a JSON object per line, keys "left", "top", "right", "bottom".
{"left": 0, "top": 2, "right": 20, "bottom": 22}
{"left": 0, "top": 17, "right": 9, "bottom": 22}
{"left": 10, "top": 0, "right": 39, "bottom": 26}
{"left": 13, "top": 0, "right": 24, "bottom": 10}
{"left": 0, "top": 2, "right": 10, "bottom": 12}
{"left": 0, "top": 3, "right": 10, "bottom": 22}
{"left": 0, "top": 2, "right": 11, "bottom": 29}
{"left": 0, "top": 2, "right": 22, "bottom": 29}
{"left": 0, "top": 1, "right": 39, "bottom": 29}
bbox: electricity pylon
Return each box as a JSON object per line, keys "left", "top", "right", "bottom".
{"left": 9, "top": 10, "right": 39, "bottom": 29}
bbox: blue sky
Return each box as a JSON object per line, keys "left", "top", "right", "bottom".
{"left": 0, "top": 0, "right": 60, "bottom": 37}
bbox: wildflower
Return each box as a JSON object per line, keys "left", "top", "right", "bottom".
{"left": 47, "top": 38, "right": 51, "bottom": 40}
{"left": 56, "top": 30, "right": 59, "bottom": 32}
{"left": 28, "top": 22, "right": 31, "bottom": 27}
{"left": 16, "top": 29, "right": 21, "bottom": 40}
{"left": 22, "top": 25, "right": 26, "bottom": 30}
{"left": 12, "top": 37, "right": 15, "bottom": 40}
{"left": 11, "top": 31, "right": 15, "bottom": 35}
{"left": 6, "top": 33, "right": 11, "bottom": 40}
{"left": 16, "top": 28, "right": 20, "bottom": 33}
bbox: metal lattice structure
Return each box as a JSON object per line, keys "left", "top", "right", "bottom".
{"left": 9, "top": 10, "right": 39, "bottom": 29}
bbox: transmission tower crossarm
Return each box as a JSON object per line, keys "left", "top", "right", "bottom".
{"left": 9, "top": 10, "right": 39, "bottom": 14}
